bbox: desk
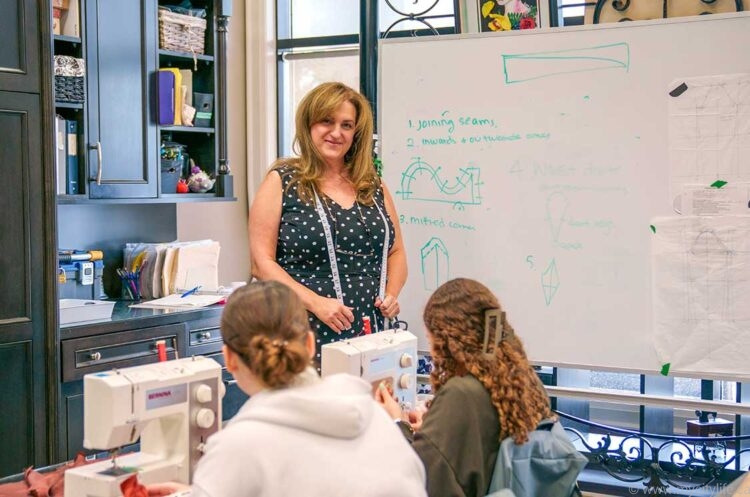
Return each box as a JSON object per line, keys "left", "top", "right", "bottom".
{"left": 687, "top": 418, "right": 734, "bottom": 438}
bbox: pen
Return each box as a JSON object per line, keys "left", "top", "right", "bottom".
{"left": 181, "top": 285, "right": 201, "bottom": 298}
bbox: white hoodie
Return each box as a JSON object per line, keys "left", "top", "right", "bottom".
{"left": 191, "top": 369, "right": 427, "bottom": 497}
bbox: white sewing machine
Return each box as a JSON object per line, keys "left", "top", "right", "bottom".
{"left": 64, "top": 356, "right": 223, "bottom": 497}
{"left": 321, "top": 329, "right": 418, "bottom": 408}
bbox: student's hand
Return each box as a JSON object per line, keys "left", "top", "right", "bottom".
{"left": 375, "top": 381, "right": 404, "bottom": 421}
{"left": 375, "top": 294, "right": 400, "bottom": 319}
{"left": 145, "top": 482, "right": 191, "bottom": 496}
{"left": 312, "top": 296, "right": 354, "bottom": 333}
{"left": 405, "top": 409, "right": 424, "bottom": 432}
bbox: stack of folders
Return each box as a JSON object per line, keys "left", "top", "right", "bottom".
{"left": 157, "top": 68, "right": 194, "bottom": 126}
{"left": 54, "top": 115, "right": 79, "bottom": 195}
{"left": 123, "top": 239, "right": 220, "bottom": 300}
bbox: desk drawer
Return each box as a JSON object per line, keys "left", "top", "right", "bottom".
{"left": 187, "top": 316, "right": 222, "bottom": 356}
{"left": 190, "top": 327, "right": 221, "bottom": 346}
{"left": 61, "top": 323, "right": 188, "bottom": 382}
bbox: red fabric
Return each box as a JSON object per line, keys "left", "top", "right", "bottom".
{"left": 0, "top": 452, "right": 91, "bottom": 497}
{"left": 23, "top": 466, "right": 49, "bottom": 497}
{"left": 0, "top": 480, "right": 31, "bottom": 497}
{"left": 120, "top": 475, "right": 149, "bottom": 497}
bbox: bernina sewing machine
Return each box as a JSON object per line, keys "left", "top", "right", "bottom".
{"left": 64, "top": 356, "right": 223, "bottom": 497}
{"left": 321, "top": 329, "right": 418, "bottom": 409}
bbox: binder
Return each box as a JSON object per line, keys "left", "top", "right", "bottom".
{"left": 162, "top": 68, "right": 183, "bottom": 125}
{"left": 55, "top": 115, "right": 67, "bottom": 195}
{"left": 157, "top": 70, "right": 175, "bottom": 125}
{"left": 65, "top": 119, "right": 79, "bottom": 194}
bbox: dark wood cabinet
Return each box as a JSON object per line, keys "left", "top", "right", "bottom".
{"left": 0, "top": 0, "right": 234, "bottom": 479}
{"left": 0, "top": 1, "right": 51, "bottom": 477}
{"left": 0, "top": 0, "right": 40, "bottom": 93}
{"left": 85, "top": 0, "right": 159, "bottom": 199}
{"left": 52, "top": 0, "right": 234, "bottom": 202}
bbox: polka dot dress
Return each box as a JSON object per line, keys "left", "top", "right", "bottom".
{"left": 274, "top": 165, "right": 395, "bottom": 365}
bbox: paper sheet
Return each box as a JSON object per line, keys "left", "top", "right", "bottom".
{"left": 130, "top": 293, "right": 225, "bottom": 310}
{"left": 668, "top": 73, "right": 750, "bottom": 202}
{"left": 673, "top": 184, "right": 750, "bottom": 216}
{"left": 651, "top": 216, "right": 750, "bottom": 374}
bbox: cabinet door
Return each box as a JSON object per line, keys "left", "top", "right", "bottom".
{"left": 0, "top": 0, "right": 40, "bottom": 93}
{"left": 85, "top": 0, "right": 158, "bottom": 198}
{"left": 0, "top": 91, "right": 48, "bottom": 476}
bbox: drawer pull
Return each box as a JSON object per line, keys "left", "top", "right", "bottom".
{"left": 198, "top": 332, "right": 212, "bottom": 340}
{"left": 89, "top": 351, "right": 102, "bottom": 362}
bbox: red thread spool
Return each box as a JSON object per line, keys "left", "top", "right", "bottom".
{"left": 362, "top": 316, "right": 372, "bottom": 335}
{"left": 156, "top": 340, "right": 167, "bottom": 362}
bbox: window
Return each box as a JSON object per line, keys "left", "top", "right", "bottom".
{"left": 276, "top": 0, "right": 459, "bottom": 156}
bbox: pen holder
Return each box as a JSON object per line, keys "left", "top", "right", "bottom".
{"left": 118, "top": 269, "right": 141, "bottom": 301}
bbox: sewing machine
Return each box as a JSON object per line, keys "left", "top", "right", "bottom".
{"left": 64, "top": 356, "right": 223, "bottom": 497}
{"left": 321, "top": 329, "right": 418, "bottom": 409}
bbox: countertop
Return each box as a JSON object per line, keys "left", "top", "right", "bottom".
{"left": 60, "top": 300, "right": 224, "bottom": 340}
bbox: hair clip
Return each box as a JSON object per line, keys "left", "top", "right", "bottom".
{"left": 482, "top": 309, "right": 505, "bottom": 357}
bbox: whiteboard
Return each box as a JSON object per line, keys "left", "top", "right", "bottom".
{"left": 378, "top": 13, "right": 750, "bottom": 379}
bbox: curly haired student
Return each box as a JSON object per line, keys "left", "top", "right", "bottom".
{"left": 376, "top": 278, "right": 555, "bottom": 497}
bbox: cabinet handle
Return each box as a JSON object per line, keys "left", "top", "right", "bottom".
{"left": 199, "top": 332, "right": 212, "bottom": 340}
{"left": 89, "top": 141, "right": 103, "bottom": 185}
{"left": 89, "top": 351, "right": 102, "bottom": 361}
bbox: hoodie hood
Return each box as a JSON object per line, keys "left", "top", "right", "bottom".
{"left": 232, "top": 368, "right": 375, "bottom": 439}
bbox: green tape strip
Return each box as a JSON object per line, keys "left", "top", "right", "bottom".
{"left": 710, "top": 180, "right": 727, "bottom": 189}
{"left": 660, "top": 363, "right": 670, "bottom": 376}
{"left": 650, "top": 225, "right": 656, "bottom": 234}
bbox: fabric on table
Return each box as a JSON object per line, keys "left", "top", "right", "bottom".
{"left": 120, "top": 474, "right": 149, "bottom": 497}
{"left": 0, "top": 453, "right": 89, "bottom": 497}
{"left": 23, "top": 466, "right": 49, "bottom": 497}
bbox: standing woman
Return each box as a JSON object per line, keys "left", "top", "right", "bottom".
{"left": 249, "top": 82, "right": 407, "bottom": 364}
{"left": 377, "top": 278, "right": 558, "bottom": 497}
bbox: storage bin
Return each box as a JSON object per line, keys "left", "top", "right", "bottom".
{"left": 193, "top": 92, "right": 213, "bottom": 127}
{"left": 158, "top": 7, "right": 207, "bottom": 55}
{"left": 54, "top": 55, "right": 85, "bottom": 103}
{"left": 59, "top": 299, "right": 115, "bottom": 325}
{"left": 161, "top": 159, "right": 182, "bottom": 193}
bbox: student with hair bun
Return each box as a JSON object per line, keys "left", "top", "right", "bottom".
{"left": 147, "top": 280, "right": 426, "bottom": 497}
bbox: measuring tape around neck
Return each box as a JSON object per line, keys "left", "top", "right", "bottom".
{"left": 312, "top": 188, "right": 390, "bottom": 329}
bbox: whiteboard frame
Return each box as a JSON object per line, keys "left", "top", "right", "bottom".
{"left": 377, "top": 11, "right": 750, "bottom": 381}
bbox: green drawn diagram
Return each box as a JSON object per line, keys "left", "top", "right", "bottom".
{"left": 502, "top": 42, "right": 630, "bottom": 84}
{"left": 541, "top": 258, "right": 560, "bottom": 306}
{"left": 397, "top": 157, "right": 482, "bottom": 210}
{"left": 545, "top": 192, "right": 570, "bottom": 243}
{"left": 421, "top": 237, "right": 449, "bottom": 291}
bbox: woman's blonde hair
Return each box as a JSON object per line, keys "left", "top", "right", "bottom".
{"left": 423, "top": 278, "right": 554, "bottom": 444}
{"left": 272, "top": 82, "right": 380, "bottom": 204}
{"left": 221, "top": 281, "right": 311, "bottom": 388}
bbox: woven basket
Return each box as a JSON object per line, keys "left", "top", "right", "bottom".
{"left": 158, "top": 8, "right": 207, "bottom": 55}
{"left": 54, "top": 55, "right": 85, "bottom": 103}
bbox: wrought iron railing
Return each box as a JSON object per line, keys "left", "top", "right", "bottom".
{"left": 557, "top": 410, "right": 750, "bottom": 494}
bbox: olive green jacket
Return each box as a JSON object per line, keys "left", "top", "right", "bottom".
{"left": 399, "top": 375, "right": 500, "bottom": 497}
